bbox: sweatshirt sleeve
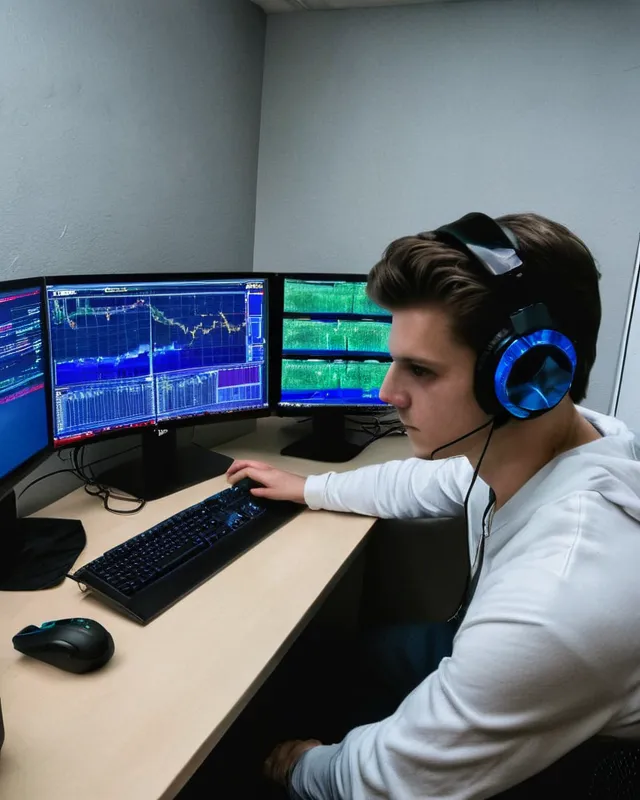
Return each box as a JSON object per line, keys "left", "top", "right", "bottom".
{"left": 303, "top": 457, "right": 472, "bottom": 519}
{"left": 289, "top": 567, "right": 620, "bottom": 800}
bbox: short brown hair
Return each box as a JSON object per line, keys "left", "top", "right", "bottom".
{"left": 367, "top": 212, "right": 601, "bottom": 403}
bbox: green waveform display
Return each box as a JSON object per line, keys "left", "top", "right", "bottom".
{"left": 281, "top": 360, "right": 390, "bottom": 392}
{"left": 283, "top": 280, "right": 387, "bottom": 316}
{"left": 282, "top": 319, "right": 390, "bottom": 353}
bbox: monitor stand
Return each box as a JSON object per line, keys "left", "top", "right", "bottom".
{"left": 98, "top": 428, "right": 233, "bottom": 501}
{"left": 0, "top": 491, "right": 86, "bottom": 591}
{"left": 280, "top": 412, "right": 377, "bottom": 463}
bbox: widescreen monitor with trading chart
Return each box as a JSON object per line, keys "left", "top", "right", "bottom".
{"left": 0, "top": 278, "right": 82, "bottom": 591}
{"left": 46, "top": 275, "right": 269, "bottom": 499}
{"left": 273, "top": 274, "right": 392, "bottom": 462}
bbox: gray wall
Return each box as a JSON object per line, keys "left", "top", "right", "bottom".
{"left": 254, "top": 0, "right": 640, "bottom": 412}
{"left": 2, "top": 0, "right": 267, "bottom": 512}
{"left": 1, "top": 0, "right": 265, "bottom": 278}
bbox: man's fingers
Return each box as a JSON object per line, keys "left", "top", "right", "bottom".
{"left": 264, "top": 741, "right": 291, "bottom": 783}
{"left": 263, "top": 752, "right": 273, "bottom": 777}
{"left": 276, "top": 742, "right": 297, "bottom": 784}
{"left": 226, "top": 461, "right": 253, "bottom": 477}
{"left": 264, "top": 743, "right": 283, "bottom": 781}
{"left": 226, "top": 459, "right": 270, "bottom": 477}
{"left": 264, "top": 740, "right": 317, "bottom": 785}
{"left": 227, "top": 466, "right": 268, "bottom": 485}
{"left": 227, "top": 467, "right": 248, "bottom": 484}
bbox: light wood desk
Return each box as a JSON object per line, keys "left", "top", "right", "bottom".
{"left": 0, "top": 419, "right": 410, "bottom": 800}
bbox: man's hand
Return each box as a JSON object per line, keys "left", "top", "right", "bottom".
{"left": 264, "top": 739, "right": 323, "bottom": 787}
{"left": 226, "top": 460, "right": 307, "bottom": 504}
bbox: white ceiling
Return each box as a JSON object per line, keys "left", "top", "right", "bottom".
{"left": 252, "top": 0, "right": 451, "bottom": 12}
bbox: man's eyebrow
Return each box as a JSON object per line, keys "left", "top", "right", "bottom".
{"left": 392, "top": 356, "right": 443, "bottom": 369}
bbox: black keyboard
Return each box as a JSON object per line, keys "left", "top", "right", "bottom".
{"left": 69, "top": 483, "right": 304, "bottom": 624}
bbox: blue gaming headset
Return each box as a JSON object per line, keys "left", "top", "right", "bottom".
{"left": 432, "top": 212, "right": 577, "bottom": 421}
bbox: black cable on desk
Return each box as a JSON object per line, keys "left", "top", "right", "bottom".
{"left": 73, "top": 445, "right": 146, "bottom": 515}
{"left": 18, "top": 444, "right": 145, "bottom": 516}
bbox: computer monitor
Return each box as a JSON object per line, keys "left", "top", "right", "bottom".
{"left": 272, "top": 274, "right": 392, "bottom": 462}
{"left": 0, "top": 278, "right": 84, "bottom": 590}
{"left": 46, "top": 275, "right": 270, "bottom": 499}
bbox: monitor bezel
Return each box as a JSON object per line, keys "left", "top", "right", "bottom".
{"left": 269, "top": 272, "right": 392, "bottom": 416}
{"left": 44, "top": 272, "right": 272, "bottom": 449}
{"left": 0, "top": 276, "right": 53, "bottom": 502}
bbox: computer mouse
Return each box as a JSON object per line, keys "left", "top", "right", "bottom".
{"left": 234, "top": 477, "right": 265, "bottom": 493}
{"left": 12, "top": 618, "right": 115, "bottom": 674}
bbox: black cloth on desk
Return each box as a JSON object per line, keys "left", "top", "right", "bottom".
{"left": 0, "top": 518, "right": 86, "bottom": 591}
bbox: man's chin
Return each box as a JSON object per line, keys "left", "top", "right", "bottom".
{"left": 404, "top": 432, "right": 433, "bottom": 460}
{"left": 407, "top": 436, "right": 458, "bottom": 461}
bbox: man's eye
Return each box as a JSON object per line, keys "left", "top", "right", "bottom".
{"left": 410, "top": 364, "right": 431, "bottom": 378}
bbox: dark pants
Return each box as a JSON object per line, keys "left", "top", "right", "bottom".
{"left": 177, "top": 621, "right": 457, "bottom": 798}
{"left": 301, "top": 620, "right": 458, "bottom": 743}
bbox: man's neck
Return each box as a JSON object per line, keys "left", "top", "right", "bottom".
{"left": 470, "top": 402, "right": 601, "bottom": 510}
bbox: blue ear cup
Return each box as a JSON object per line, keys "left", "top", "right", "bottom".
{"left": 475, "top": 325, "right": 577, "bottom": 420}
{"left": 495, "top": 329, "right": 577, "bottom": 417}
{"left": 433, "top": 212, "right": 578, "bottom": 422}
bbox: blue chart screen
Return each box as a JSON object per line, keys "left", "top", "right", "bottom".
{"left": 280, "top": 278, "right": 391, "bottom": 408}
{"left": 0, "top": 286, "right": 49, "bottom": 480}
{"left": 47, "top": 279, "right": 267, "bottom": 444}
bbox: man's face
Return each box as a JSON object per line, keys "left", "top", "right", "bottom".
{"left": 379, "top": 305, "right": 491, "bottom": 459}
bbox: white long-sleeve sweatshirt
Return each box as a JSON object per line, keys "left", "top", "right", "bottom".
{"left": 290, "top": 407, "right": 640, "bottom": 799}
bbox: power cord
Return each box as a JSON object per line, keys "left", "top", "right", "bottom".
{"left": 345, "top": 411, "right": 406, "bottom": 441}
{"left": 18, "top": 444, "right": 140, "bottom": 499}
{"left": 290, "top": 412, "right": 405, "bottom": 444}
{"left": 45, "top": 426, "right": 199, "bottom": 515}
{"left": 71, "top": 445, "right": 146, "bottom": 515}
{"left": 18, "top": 444, "right": 146, "bottom": 515}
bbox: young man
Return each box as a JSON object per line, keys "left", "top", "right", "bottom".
{"left": 228, "top": 212, "right": 640, "bottom": 799}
